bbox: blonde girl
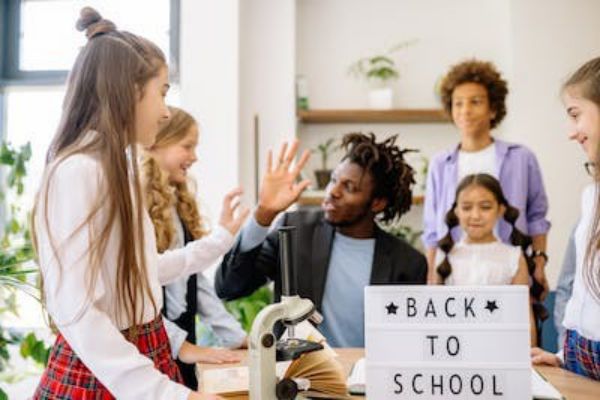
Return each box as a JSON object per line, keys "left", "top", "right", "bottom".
{"left": 143, "top": 106, "right": 247, "bottom": 389}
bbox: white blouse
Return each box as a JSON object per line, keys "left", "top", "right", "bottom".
{"left": 563, "top": 184, "right": 600, "bottom": 340}
{"left": 34, "top": 153, "right": 234, "bottom": 399}
{"left": 438, "top": 240, "right": 521, "bottom": 285}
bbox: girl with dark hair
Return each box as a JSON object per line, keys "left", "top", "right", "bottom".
{"left": 435, "top": 174, "right": 536, "bottom": 343}
{"left": 423, "top": 59, "right": 550, "bottom": 298}
{"left": 31, "top": 7, "right": 242, "bottom": 399}
{"left": 531, "top": 57, "right": 600, "bottom": 381}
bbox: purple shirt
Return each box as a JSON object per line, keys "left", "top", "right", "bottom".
{"left": 422, "top": 139, "right": 551, "bottom": 248}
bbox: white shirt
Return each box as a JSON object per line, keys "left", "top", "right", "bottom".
{"left": 563, "top": 184, "right": 600, "bottom": 340}
{"left": 437, "top": 240, "right": 521, "bottom": 285}
{"left": 457, "top": 142, "right": 497, "bottom": 180}
{"left": 35, "top": 153, "right": 234, "bottom": 399}
{"left": 163, "top": 205, "right": 246, "bottom": 352}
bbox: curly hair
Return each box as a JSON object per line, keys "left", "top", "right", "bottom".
{"left": 340, "top": 132, "right": 415, "bottom": 223}
{"left": 440, "top": 59, "right": 508, "bottom": 129}
{"left": 142, "top": 106, "right": 208, "bottom": 253}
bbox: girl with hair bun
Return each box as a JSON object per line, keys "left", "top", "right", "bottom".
{"left": 434, "top": 173, "right": 536, "bottom": 343}
{"left": 32, "top": 7, "right": 242, "bottom": 399}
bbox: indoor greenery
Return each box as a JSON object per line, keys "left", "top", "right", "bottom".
{"left": 312, "top": 138, "right": 339, "bottom": 189}
{"left": 348, "top": 39, "right": 417, "bottom": 85}
{"left": 224, "top": 285, "right": 273, "bottom": 333}
{"left": 0, "top": 141, "right": 49, "bottom": 399}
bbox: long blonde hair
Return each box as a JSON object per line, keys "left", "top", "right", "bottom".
{"left": 563, "top": 56, "right": 600, "bottom": 302}
{"left": 142, "top": 106, "right": 207, "bottom": 253}
{"left": 32, "top": 7, "right": 165, "bottom": 338}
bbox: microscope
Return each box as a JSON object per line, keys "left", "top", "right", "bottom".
{"left": 248, "top": 227, "right": 323, "bottom": 400}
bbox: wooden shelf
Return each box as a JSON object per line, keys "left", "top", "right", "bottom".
{"left": 297, "top": 191, "right": 424, "bottom": 207}
{"left": 297, "top": 109, "right": 449, "bottom": 124}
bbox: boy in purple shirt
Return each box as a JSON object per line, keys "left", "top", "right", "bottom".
{"left": 423, "top": 59, "right": 550, "bottom": 294}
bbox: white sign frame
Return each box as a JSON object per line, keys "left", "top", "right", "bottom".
{"left": 365, "top": 285, "right": 531, "bottom": 399}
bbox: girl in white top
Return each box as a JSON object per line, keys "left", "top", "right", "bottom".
{"left": 32, "top": 8, "right": 248, "bottom": 400}
{"left": 531, "top": 57, "right": 600, "bottom": 381}
{"left": 434, "top": 173, "right": 536, "bottom": 342}
{"left": 142, "top": 106, "right": 248, "bottom": 389}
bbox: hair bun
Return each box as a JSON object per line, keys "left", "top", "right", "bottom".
{"left": 76, "top": 7, "right": 116, "bottom": 39}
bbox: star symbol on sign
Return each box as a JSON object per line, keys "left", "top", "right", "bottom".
{"left": 385, "top": 302, "right": 398, "bottom": 315}
{"left": 485, "top": 300, "right": 499, "bottom": 313}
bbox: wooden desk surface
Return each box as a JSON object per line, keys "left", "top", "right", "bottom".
{"left": 197, "top": 348, "right": 600, "bottom": 399}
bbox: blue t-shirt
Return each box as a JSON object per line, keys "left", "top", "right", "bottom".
{"left": 319, "top": 232, "right": 375, "bottom": 347}
{"left": 240, "top": 217, "right": 375, "bottom": 347}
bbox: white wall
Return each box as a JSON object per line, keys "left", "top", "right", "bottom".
{"left": 506, "top": 0, "right": 600, "bottom": 285}
{"left": 239, "top": 0, "right": 297, "bottom": 204}
{"left": 296, "top": 0, "right": 511, "bottom": 109}
{"left": 180, "top": 0, "right": 240, "bottom": 224}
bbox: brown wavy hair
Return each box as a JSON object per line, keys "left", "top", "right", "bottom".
{"left": 440, "top": 59, "right": 508, "bottom": 129}
{"left": 563, "top": 57, "right": 600, "bottom": 301}
{"left": 142, "top": 106, "right": 207, "bottom": 253}
{"left": 340, "top": 132, "right": 415, "bottom": 223}
{"left": 32, "top": 7, "right": 165, "bottom": 339}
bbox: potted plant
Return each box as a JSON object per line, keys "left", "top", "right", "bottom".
{"left": 312, "top": 138, "right": 338, "bottom": 190}
{"left": 348, "top": 39, "right": 417, "bottom": 109}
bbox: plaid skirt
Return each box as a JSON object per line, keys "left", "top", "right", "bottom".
{"left": 33, "top": 315, "right": 183, "bottom": 399}
{"left": 564, "top": 329, "right": 600, "bottom": 381}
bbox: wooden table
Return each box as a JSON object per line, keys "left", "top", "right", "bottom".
{"left": 197, "top": 348, "right": 600, "bottom": 399}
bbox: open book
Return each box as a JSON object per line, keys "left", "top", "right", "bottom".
{"left": 200, "top": 322, "right": 350, "bottom": 399}
{"left": 531, "top": 368, "right": 564, "bottom": 400}
{"left": 347, "top": 358, "right": 564, "bottom": 400}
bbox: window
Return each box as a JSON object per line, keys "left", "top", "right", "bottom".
{"left": 1, "top": 0, "right": 181, "bottom": 202}
{"left": 0, "top": 0, "right": 181, "bottom": 329}
{"left": 1, "top": 0, "right": 180, "bottom": 83}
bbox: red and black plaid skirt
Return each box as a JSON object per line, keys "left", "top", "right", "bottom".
{"left": 33, "top": 315, "right": 182, "bottom": 399}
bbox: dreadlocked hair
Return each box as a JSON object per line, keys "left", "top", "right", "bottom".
{"left": 436, "top": 173, "right": 534, "bottom": 283}
{"left": 341, "top": 132, "right": 415, "bottom": 223}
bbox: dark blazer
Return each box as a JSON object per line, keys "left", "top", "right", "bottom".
{"left": 215, "top": 209, "right": 427, "bottom": 311}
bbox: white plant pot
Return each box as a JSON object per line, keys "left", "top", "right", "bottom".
{"left": 367, "top": 87, "right": 394, "bottom": 109}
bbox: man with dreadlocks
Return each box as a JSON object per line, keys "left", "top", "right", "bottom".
{"left": 215, "top": 132, "right": 427, "bottom": 347}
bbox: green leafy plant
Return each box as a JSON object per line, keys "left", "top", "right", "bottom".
{"left": 311, "top": 138, "right": 339, "bottom": 190}
{"left": 0, "top": 141, "right": 37, "bottom": 309}
{"left": 0, "top": 141, "right": 50, "bottom": 398}
{"left": 19, "top": 333, "right": 50, "bottom": 366}
{"left": 381, "top": 221, "right": 423, "bottom": 249}
{"left": 224, "top": 285, "right": 273, "bottom": 333}
{"left": 312, "top": 138, "right": 338, "bottom": 171}
{"left": 348, "top": 39, "right": 418, "bottom": 85}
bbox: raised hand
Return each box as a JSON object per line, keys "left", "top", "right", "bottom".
{"left": 219, "top": 188, "right": 250, "bottom": 236}
{"left": 255, "top": 140, "right": 311, "bottom": 226}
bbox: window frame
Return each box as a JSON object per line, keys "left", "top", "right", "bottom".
{"left": 0, "top": 0, "right": 181, "bottom": 87}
